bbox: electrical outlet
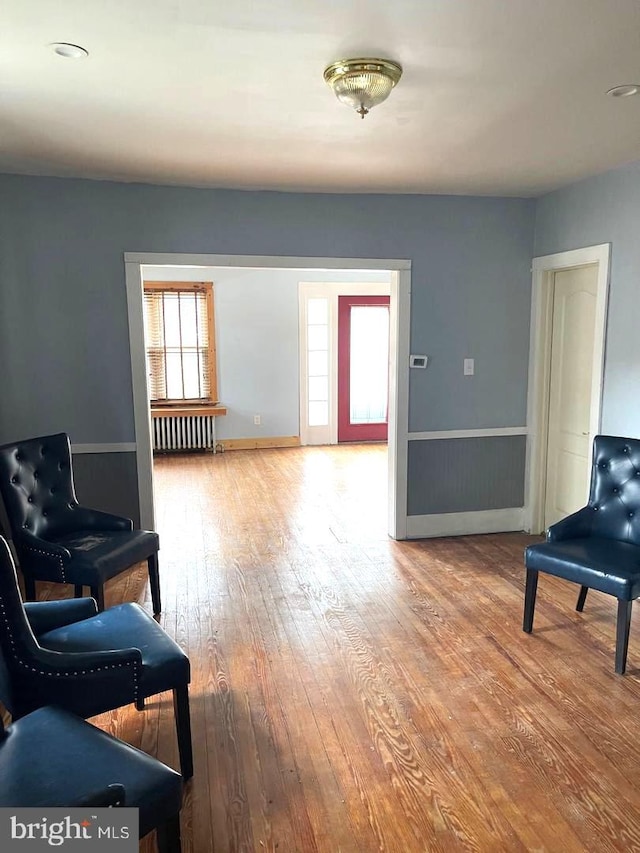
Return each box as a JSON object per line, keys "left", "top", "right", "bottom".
{"left": 463, "top": 358, "right": 475, "bottom": 376}
{"left": 254, "top": 414, "right": 261, "bottom": 425}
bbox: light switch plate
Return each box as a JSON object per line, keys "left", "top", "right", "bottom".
{"left": 463, "top": 358, "right": 475, "bottom": 376}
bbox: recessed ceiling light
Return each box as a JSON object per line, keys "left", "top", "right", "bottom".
{"left": 50, "top": 42, "right": 89, "bottom": 59}
{"left": 606, "top": 84, "right": 639, "bottom": 98}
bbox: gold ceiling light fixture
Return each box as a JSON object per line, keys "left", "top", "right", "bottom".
{"left": 323, "top": 57, "right": 403, "bottom": 119}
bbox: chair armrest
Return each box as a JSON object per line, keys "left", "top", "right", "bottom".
{"left": 74, "top": 784, "right": 126, "bottom": 808}
{"left": 24, "top": 599, "right": 99, "bottom": 637}
{"left": 69, "top": 505, "right": 134, "bottom": 532}
{"left": 13, "top": 646, "right": 144, "bottom": 719}
{"left": 15, "top": 530, "right": 72, "bottom": 582}
{"left": 16, "top": 530, "right": 71, "bottom": 561}
{"left": 33, "top": 646, "right": 142, "bottom": 677}
{"left": 546, "top": 506, "right": 594, "bottom": 542}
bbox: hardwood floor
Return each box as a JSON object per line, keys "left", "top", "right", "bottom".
{"left": 35, "top": 444, "right": 640, "bottom": 851}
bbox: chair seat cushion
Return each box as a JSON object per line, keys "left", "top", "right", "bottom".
{"left": 0, "top": 707, "right": 182, "bottom": 838}
{"left": 38, "top": 603, "right": 190, "bottom": 699}
{"left": 525, "top": 538, "right": 640, "bottom": 600}
{"left": 49, "top": 530, "right": 159, "bottom": 585}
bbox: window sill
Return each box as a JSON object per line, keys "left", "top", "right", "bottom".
{"left": 151, "top": 404, "right": 227, "bottom": 418}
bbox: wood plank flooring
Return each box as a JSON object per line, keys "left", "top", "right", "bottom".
{"left": 34, "top": 444, "right": 640, "bottom": 851}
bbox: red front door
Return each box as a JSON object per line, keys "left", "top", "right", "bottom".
{"left": 337, "top": 295, "right": 390, "bottom": 443}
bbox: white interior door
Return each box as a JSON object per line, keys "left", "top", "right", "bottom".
{"left": 544, "top": 264, "right": 598, "bottom": 528}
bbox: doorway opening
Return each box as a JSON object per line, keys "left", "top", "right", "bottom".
{"left": 525, "top": 244, "right": 610, "bottom": 533}
{"left": 125, "top": 254, "right": 411, "bottom": 539}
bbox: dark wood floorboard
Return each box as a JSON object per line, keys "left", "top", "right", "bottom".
{"left": 32, "top": 444, "right": 640, "bottom": 851}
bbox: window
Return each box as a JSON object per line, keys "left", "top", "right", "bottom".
{"left": 143, "top": 281, "right": 217, "bottom": 404}
{"left": 306, "top": 297, "right": 330, "bottom": 426}
{"left": 348, "top": 304, "right": 389, "bottom": 424}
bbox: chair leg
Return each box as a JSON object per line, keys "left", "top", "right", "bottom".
{"left": 523, "top": 568, "right": 538, "bottom": 633}
{"left": 148, "top": 553, "right": 161, "bottom": 616}
{"left": 90, "top": 584, "right": 105, "bottom": 612}
{"left": 173, "top": 685, "right": 193, "bottom": 780}
{"left": 23, "top": 575, "right": 36, "bottom": 601}
{"left": 74, "top": 585, "right": 84, "bottom": 598}
{"left": 615, "top": 599, "right": 633, "bottom": 675}
{"left": 136, "top": 697, "right": 145, "bottom": 711}
{"left": 576, "top": 585, "right": 589, "bottom": 612}
{"left": 156, "top": 813, "right": 182, "bottom": 853}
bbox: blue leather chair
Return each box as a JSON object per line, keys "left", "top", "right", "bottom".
{"left": 0, "top": 706, "right": 182, "bottom": 852}
{"left": 0, "top": 536, "right": 193, "bottom": 778}
{"left": 524, "top": 435, "right": 640, "bottom": 673}
{"left": 0, "top": 432, "right": 160, "bottom": 613}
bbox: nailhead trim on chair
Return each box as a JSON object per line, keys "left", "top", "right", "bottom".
{"left": 23, "top": 544, "right": 66, "bottom": 583}
{"left": 0, "top": 598, "right": 140, "bottom": 701}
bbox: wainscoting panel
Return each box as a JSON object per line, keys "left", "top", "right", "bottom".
{"left": 407, "top": 434, "right": 526, "bottom": 516}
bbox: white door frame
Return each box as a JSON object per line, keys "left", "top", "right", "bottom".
{"left": 298, "top": 281, "right": 391, "bottom": 446}
{"left": 124, "top": 253, "right": 411, "bottom": 540}
{"left": 524, "top": 243, "right": 611, "bottom": 533}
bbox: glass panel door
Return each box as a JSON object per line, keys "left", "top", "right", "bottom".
{"left": 338, "top": 296, "right": 390, "bottom": 442}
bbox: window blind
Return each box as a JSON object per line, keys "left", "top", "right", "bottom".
{"left": 143, "top": 288, "right": 211, "bottom": 401}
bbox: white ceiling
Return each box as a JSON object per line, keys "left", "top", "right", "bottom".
{"left": 2, "top": 0, "right": 640, "bottom": 197}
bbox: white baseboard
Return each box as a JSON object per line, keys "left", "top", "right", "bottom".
{"left": 406, "top": 507, "right": 524, "bottom": 539}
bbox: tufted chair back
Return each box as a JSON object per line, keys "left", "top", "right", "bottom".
{"left": 586, "top": 435, "right": 640, "bottom": 545}
{"left": 0, "top": 433, "right": 79, "bottom": 541}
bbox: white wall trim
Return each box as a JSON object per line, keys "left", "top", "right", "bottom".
{"left": 72, "top": 443, "right": 137, "bottom": 454}
{"left": 127, "top": 253, "right": 411, "bottom": 270}
{"left": 524, "top": 243, "right": 611, "bottom": 534}
{"left": 125, "top": 253, "right": 411, "bottom": 538}
{"left": 406, "top": 507, "right": 524, "bottom": 539}
{"left": 388, "top": 269, "right": 410, "bottom": 540}
{"left": 125, "top": 260, "right": 156, "bottom": 530}
{"left": 408, "top": 427, "right": 527, "bottom": 441}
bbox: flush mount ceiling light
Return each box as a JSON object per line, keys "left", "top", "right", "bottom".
{"left": 324, "top": 57, "right": 402, "bottom": 119}
{"left": 606, "top": 84, "right": 640, "bottom": 98}
{"left": 50, "top": 42, "right": 89, "bottom": 59}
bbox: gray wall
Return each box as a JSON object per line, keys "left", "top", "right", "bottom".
{"left": 407, "top": 436, "right": 526, "bottom": 515}
{"left": 72, "top": 452, "right": 140, "bottom": 526}
{"left": 535, "top": 160, "right": 640, "bottom": 438}
{"left": 143, "top": 265, "right": 390, "bottom": 440}
{"left": 0, "top": 173, "right": 536, "bottom": 521}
